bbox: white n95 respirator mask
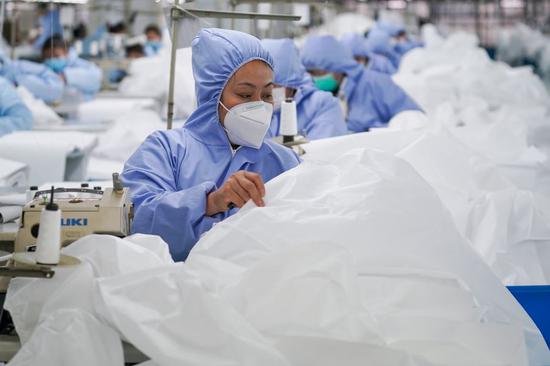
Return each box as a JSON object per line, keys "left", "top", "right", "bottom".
{"left": 220, "top": 100, "right": 273, "bottom": 149}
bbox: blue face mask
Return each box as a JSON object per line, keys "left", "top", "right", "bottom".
{"left": 145, "top": 41, "right": 162, "bottom": 53}
{"left": 45, "top": 58, "right": 68, "bottom": 73}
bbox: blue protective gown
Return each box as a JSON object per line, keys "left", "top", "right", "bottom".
{"left": 394, "top": 40, "right": 425, "bottom": 56}
{"left": 261, "top": 38, "right": 347, "bottom": 140}
{"left": 122, "top": 28, "right": 300, "bottom": 261}
{"left": 340, "top": 33, "right": 396, "bottom": 75}
{"left": 0, "top": 76, "right": 33, "bottom": 137}
{"left": 0, "top": 54, "right": 64, "bottom": 104}
{"left": 33, "top": 9, "right": 64, "bottom": 50}
{"left": 301, "top": 35, "right": 422, "bottom": 132}
{"left": 371, "top": 22, "right": 424, "bottom": 58}
{"left": 365, "top": 28, "right": 402, "bottom": 69}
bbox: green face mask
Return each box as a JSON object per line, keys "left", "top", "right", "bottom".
{"left": 313, "top": 73, "right": 339, "bottom": 92}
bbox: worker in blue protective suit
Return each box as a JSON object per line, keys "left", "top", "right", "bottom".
{"left": 301, "top": 35, "right": 422, "bottom": 132}
{"left": 261, "top": 38, "right": 347, "bottom": 140}
{"left": 42, "top": 35, "right": 102, "bottom": 100}
{"left": 365, "top": 28, "right": 402, "bottom": 69}
{"left": 144, "top": 24, "right": 163, "bottom": 57}
{"left": 0, "top": 76, "right": 33, "bottom": 137}
{"left": 122, "top": 28, "right": 300, "bottom": 261}
{"left": 0, "top": 51, "right": 64, "bottom": 104}
{"left": 374, "top": 21, "right": 424, "bottom": 57}
{"left": 33, "top": 5, "right": 63, "bottom": 50}
{"left": 340, "top": 33, "right": 396, "bottom": 75}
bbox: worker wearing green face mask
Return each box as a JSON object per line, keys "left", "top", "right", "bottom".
{"left": 302, "top": 35, "right": 422, "bottom": 132}
{"left": 311, "top": 72, "right": 341, "bottom": 93}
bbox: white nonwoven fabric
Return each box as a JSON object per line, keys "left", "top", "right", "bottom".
{"left": 16, "top": 86, "right": 63, "bottom": 127}
{"left": 4, "top": 234, "right": 174, "bottom": 345}
{"left": 382, "top": 27, "right": 550, "bottom": 286}
{"left": 0, "top": 131, "right": 97, "bottom": 184}
{"left": 7, "top": 309, "right": 123, "bottom": 366}
{"left": 118, "top": 47, "right": 196, "bottom": 120}
{"left": 91, "top": 108, "right": 162, "bottom": 162}
{"left": 76, "top": 97, "right": 159, "bottom": 124}
{"left": 94, "top": 149, "right": 550, "bottom": 366}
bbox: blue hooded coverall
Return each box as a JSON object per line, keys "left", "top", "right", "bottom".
{"left": 301, "top": 35, "right": 422, "bottom": 132}
{"left": 122, "top": 28, "right": 300, "bottom": 261}
{"left": 261, "top": 38, "right": 347, "bottom": 140}
{"left": 340, "top": 33, "right": 397, "bottom": 75}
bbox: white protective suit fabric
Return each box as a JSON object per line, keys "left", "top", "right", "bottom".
{"left": 118, "top": 47, "right": 195, "bottom": 120}
{"left": 96, "top": 149, "right": 549, "bottom": 365}
{"left": 0, "top": 131, "right": 97, "bottom": 184}
{"left": 7, "top": 309, "right": 123, "bottom": 366}
{"left": 15, "top": 86, "right": 63, "bottom": 127}
{"left": 5, "top": 150, "right": 550, "bottom": 365}
{"left": 4, "top": 234, "right": 174, "bottom": 344}
{"left": 385, "top": 28, "right": 550, "bottom": 286}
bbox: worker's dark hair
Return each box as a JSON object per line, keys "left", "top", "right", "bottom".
{"left": 108, "top": 22, "right": 127, "bottom": 34}
{"left": 42, "top": 35, "right": 68, "bottom": 53}
{"left": 144, "top": 24, "right": 162, "bottom": 38}
{"left": 125, "top": 43, "right": 144, "bottom": 56}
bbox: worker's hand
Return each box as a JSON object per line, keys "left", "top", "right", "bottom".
{"left": 206, "top": 171, "right": 265, "bottom": 216}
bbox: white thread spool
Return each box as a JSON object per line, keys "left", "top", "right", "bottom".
{"left": 35, "top": 188, "right": 61, "bottom": 265}
{"left": 280, "top": 99, "right": 298, "bottom": 137}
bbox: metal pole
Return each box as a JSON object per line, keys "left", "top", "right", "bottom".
{"left": 231, "top": 1, "right": 236, "bottom": 29}
{"left": 166, "top": 7, "right": 180, "bottom": 130}
{"left": 10, "top": 6, "right": 15, "bottom": 59}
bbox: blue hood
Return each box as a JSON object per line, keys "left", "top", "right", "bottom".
{"left": 375, "top": 20, "right": 405, "bottom": 37}
{"left": 365, "top": 28, "right": 401, "bottom": 67}
{"left": 186, "top": 28, "right": 274, "bottom": 146}
{"left": 261, "top": 38, "right": 311, "bottom": 89}
{"left": 340, "top": 32, "right": 369, "bottom": 57}
{"left": 300, "top": 35, "right": 363, "bottom": 81}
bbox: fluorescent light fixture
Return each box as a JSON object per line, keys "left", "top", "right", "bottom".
{"left": 501, "top": 0, "right": 523, "bottom": 8}
{"left": 387, "top": 0, "right": 407, "bottom": 10}
{"left": 19, "top": 0, "right": 88, "bottom": 4}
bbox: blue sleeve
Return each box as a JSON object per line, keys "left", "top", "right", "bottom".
{"left": 64, "top": 59, "right": 102, "bottom": 96}
{"left": 302, "top": 91, "right": 348, "bottom": 140}
{"left": 10, "top": 60, "right": 64, "bottom": 103}
{"left": 121, "top": 132, "right": 221, "bottom": 262}
{"left": 0, "top": 78, "right": 33, "bottom": 137}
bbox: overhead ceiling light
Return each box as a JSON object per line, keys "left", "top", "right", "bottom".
{"left": 20, "top": 0, "right": 88, "bottom": 4}
{"left": 387, "top": 0, "right": 407, "bottom": 10}
{"left": 501, "top": 0, "right": 523, "bottom": 8}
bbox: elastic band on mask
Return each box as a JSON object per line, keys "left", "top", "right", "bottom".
{"left": 219, "top": 100, "right": 230, "bottom": 112}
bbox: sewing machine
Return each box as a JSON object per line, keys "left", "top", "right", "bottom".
{"left": 14, "top": 175, "right": 132, "bottom": 253}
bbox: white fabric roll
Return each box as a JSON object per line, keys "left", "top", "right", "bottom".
{"left": 0, "top": 205, "right": 22, "bottom": 223}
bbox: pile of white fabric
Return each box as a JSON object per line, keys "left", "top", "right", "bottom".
{"left": 355, "top": 28, "right": 550, "bottom": 286}
{"left": 87, "top": 108, "right": 164, "bottom": 180}
{"left": 118, "top": 47, "right": 196, "bottom": 120}
{"left": 496, "top": 23, "right": 550, "bottom": 89}
{"left": 16, "top": 86, "right": 63, "bottom": 127}
{"left": 6, "top": 149, "right": 550, "bottom": 365}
